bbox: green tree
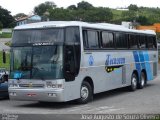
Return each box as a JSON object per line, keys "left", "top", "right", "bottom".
{"left": 67, "top": 5, "right": 77, "bottom": 10}
{"left": 0, "top": 21, "right": 3, "bottom": 29}
{"left": 121, "top": 10, "right": 137, "bottom": 21}
{"left": 49, "top": 3, "right": 113, "bottom": 22}
{"left": 136, "top": 16, "right": 149, "bottom": 25}
{"left": 0, "top": 6, "right": 15, "bottom": 28}
{"left": 77, "top": 1, "right": 93, "bottom": 10}
{"left": 49, "top": 8, "right": 74, "bottom": 21}
{"left": 84, "top": 7, "right": 113, "bottom": 22}
{"left": 34, "top": 1, "right": 56, "bottom": 16}
{"left": 72, "top": 9, "right": 86, "bottom": 21}
{"left": 128, "top": 4, "right": 138, "bottom": 11}
{"left": 137, "top": 7, "right": 160, "bottom": 25}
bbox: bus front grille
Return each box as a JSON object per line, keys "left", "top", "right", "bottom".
{"left": 19, "top": 84, "right": 45, "bottom": 88}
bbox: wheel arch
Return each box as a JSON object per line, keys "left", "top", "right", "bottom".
{"left": 82, "top": 76, "right": 94, "bottom": 94}
{"left": 141, "top": 69, "right": 147, "bottom": 80}
{"left": 141, "top": 69, "right": 147, "bottom": 84}
{"left": 132, "top": 70, "right": 139, "bottom": 82}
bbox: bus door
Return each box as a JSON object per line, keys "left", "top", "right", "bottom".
{"left": 105, "top": 54, "right": 126, "bottom": 87}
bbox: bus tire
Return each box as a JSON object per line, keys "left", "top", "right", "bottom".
{"left": 129, "top": 73, "right": 138, "bottom": 91}
{"left": 137, "top": 72, "right": 146, "bottom": 89}
{"left": 77, "top": 81, "right": 93, "bottom": 104}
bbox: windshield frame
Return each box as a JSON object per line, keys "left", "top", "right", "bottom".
{"left": 10, "top": 45, "right": 64, "bottom": 80}
{"left": 10, "top": 26, "right": 81, "bottom": 80}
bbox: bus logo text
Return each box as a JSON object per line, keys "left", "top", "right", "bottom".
{"left": 105, "top": 55, "right": 125, "bottom": 66}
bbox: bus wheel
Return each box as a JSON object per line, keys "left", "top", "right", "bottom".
{"left": 77, "top": 81, "right": 93, "bottom": 104}
{"left": 137, "top": 72, "right": 145, "bottom": 89}
{"left": 130, "top": 73, "right": 138, "bottom": 91}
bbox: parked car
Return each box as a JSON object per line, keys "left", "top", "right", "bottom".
{"left": 0, "top": 68, "right": 9, "bottom": 81}
{"left": 0, "top": 68, "right": 9, "bottom": 98}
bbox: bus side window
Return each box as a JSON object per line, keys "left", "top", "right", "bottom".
{"left": 88, "top": 30, "right": 99, "bottom": 49}
{"left": 153, "top": 36, "right": 157, "bottom": 49}
{"left": 139, "top": 35, "right": 146, "bottom": 49}
{"left": 136, "top": 35, "right": 140, "bottom": 48}
{"left": 101, "top": 32, "right": 114, "bottom": 48}
{"left": 83, "top": 30, "right": 89, "bottom": 49}
{"left": 115, "top": 32, "right": 128, "bottom": 49}
{"left": 83, "top": 30, "right": 99, "bottom": 49}
{"left": 129, "top": 34, "right": 138, "bottom": 49}
{"left": 66, "top": 27, "right": 80, "bottom": 44}
{"left": 147, "top": 36, "right": 157, "bottom": 49}
{"left": 147, "top": 36, "right": 152, "bottom": 49}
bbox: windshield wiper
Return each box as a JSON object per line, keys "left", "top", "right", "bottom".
{"left": 31, "top": 67, "right": 45, "bottom": 80}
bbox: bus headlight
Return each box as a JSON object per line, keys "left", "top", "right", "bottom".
{"left": 9, "top": 83, "right": 18, "bottom": 87}
{"left": 9, "top": 92, "right": 17, "bottom": 96}
{"left": 52, "top": 83, "right": 63, "bottom": 88}
{"left": 46, "top": 81, "right": 63, "bottom": 89}
{"left": 46, "top": 81, "right": 52, "bottom": 88}
{"left": 48, "top": 93, "right": 57, "bottom": 97}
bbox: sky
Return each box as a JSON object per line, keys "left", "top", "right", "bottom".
{"left": 0, "top": 0, "right": 160, "bottom": 15}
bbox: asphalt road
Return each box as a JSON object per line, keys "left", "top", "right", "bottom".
{"left": 0, "top": 38, "right": 11, "bottom": 51}
{"left": 0, "top": 74, "right": 160, "bottom": 116}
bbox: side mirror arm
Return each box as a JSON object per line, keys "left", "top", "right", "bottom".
{"left": 3, "top": 50, "right": 6, "bottom": 64}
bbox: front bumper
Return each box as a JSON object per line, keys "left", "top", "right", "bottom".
{"left": 9, "top": 88, "right": 65, "bottom": 102}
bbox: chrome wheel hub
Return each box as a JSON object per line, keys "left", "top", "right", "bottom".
{"left": 132, "top": 77, "right": 137, "bottom": 88}
{"left": 141, "top": 76, "right": 145, "bottom": 86}
{"left": 81, "top": 86, "right": 89, "bottom": 100}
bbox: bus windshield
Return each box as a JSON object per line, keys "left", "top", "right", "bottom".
{"left": 10, "top": 45, "right": 63, "bottom": 80}
{"left": 12, "top": 28, "right": 64, "bottom": 44}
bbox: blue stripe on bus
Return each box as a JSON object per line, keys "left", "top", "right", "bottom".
{"left": 139, "top": 51, "right": 145, "bottom": 69}
{"left": 143, "top": 51, "right": 153, "bottom": 80}
{"left": 133, "top": 51, "right": 153, "bottom": 81}
{"left": 133, "top": 51, "right": 141, "bottom": 76}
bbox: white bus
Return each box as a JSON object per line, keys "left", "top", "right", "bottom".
{"left": 7, "top": 21, "right": 158, "bottom": 104}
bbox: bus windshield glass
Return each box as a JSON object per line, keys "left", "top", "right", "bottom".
{"left": 10, "top": 45, "right": 63, "bottom": 80}
{"left": 12, "top": 28, "right": 64, "bottom": 44}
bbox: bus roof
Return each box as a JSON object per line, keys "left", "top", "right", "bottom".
{"left": 14, "top": 21, "right": 156, "bottom": 35}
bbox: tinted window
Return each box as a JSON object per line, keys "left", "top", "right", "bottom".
{"left": 83, "top": 30, "right": 99, "bottom": 49}
{"left": 129, "top": 34, "right": 138, "bottom": 49}
{"left": 139, "top": 35, "right": 146, "bottom": 49}
{"left": 12, "top": 29, "right": 64, "bottom": 44}
{"left": 147, "top": 36, "right": 157, "bottom": 49}
{"left": 153, "top": 36, "right": 157, "bottom": 48}
{"left": 88, "top": 31, "right": 99, "bottom": 48}
{"left": 116, "top": 33, "right": 128, "bottom": 48}
{"left": 101, "top": 32, "right": 114, "bottom": 48}
{"left": 66, "top": 27, "right": 81, "bottom": 76}
{"left": 66, "top": 27, "right": 80, "bottom": 44}
{"left": 83, "top": 30, "right": 88, "bottom": 48}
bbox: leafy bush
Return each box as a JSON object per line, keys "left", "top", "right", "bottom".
{"left": 0, "top": 32, "right": 12, "bottom": 38}
{"left": 0, "top": 51, "right": 10, "bottom": 70}
{"left": 0, "top": 21, "right": 3, "bottom": 30}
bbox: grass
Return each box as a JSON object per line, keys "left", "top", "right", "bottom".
{"left": 0, "top": 32, "right": 12, "bottom": 38}
{"left": 5, "top": 41, "right": 12, "bottom": 47}
{"left": 0, "top": 51, "right": 10, "bottom": 70}
{"left": 111, "top": 9, "right": 124, "bottom": 24}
